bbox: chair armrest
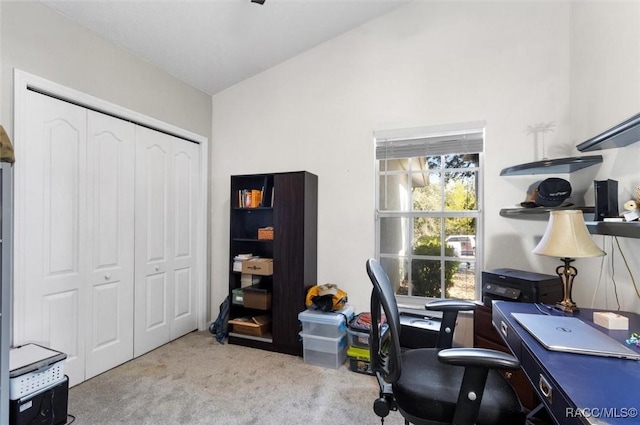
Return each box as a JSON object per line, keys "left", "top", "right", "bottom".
{"left": 437, "top": 347, "right": 520, "bottom": 370}
{"left": 425, "top": 299, "right": 476, "bottom": 349}
{"left": 425, "top": 298, "right": 477, "bottom": 312}
{"left": 440, "top": 348, "right": 524, "bottom": 425}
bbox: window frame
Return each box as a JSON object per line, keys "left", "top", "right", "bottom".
{"left": 374, "top": 122, "right": 485, "bottom": 308}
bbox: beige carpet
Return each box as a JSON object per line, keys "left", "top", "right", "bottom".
{"left": 68, "top": 331, "right": 405, "bottom": 425}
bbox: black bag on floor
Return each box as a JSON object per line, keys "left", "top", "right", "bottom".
{"left": 209, "top": 295, "right": 230, "bottom": 344}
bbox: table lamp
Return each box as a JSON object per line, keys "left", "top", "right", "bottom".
{"left": 532, "top": 210, "right": 605, "bottom": 313}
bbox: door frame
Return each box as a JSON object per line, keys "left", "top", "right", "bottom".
{"left": 13, "top": 69, "right": 209, "bottom": 345}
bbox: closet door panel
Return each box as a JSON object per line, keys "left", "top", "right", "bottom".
{"left": 85, "top": 111, "right": 135, "bottom": 379}
{"left": 17, "top": 91, "right": 88, "bottom": 386}
{"left": 134, "top": 126, "right": 173, "bottom": 357}
{"left": 170, "top": 139, "right": 199, "bottom": 338}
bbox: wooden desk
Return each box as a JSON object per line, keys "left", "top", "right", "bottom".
{"left": 492, "top": 301, "right": 640, "bottom": 425}
{"left": 473, "top": 303, "right": 538, "bottom": 410}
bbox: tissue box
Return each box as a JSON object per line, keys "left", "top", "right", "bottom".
{"left": 593, "top": 312, "right": 629, "bottom": 330}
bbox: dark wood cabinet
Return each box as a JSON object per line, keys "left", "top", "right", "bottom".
{"left": 474, "top": 303, "right": 538, "bottom": 411}
{"left": 228, "top": 171, "right": 317, "bottom": 356}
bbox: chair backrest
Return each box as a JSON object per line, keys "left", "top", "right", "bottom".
{"left": 367, "top": 258, "right": 403, "bottom": 383}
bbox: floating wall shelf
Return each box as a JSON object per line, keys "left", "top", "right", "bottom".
{"left": 499, "top": 155, "right": 603, "bottom": 176}
{"left": 577, "top": 113, "right": 640, "bottom": 152}
{"left": 499, "top": 206, "right": 595, "bottom": 220}
{"left": 585, "top": 221, "right": 640, "bottom": 239}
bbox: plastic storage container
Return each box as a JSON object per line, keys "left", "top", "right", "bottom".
{"left": 300, "top": 332, "right": 347, "bottom": 369}
{"left": 231, "top": 288, "right": 244, "bottom": 305}
{"left": 9, "top": 344, "right": 67, "bottom": 400}
{"left": 347, "top": 327, "right": 370, "bottom": 348}
{"left": 347, "top": 312, "right": 388, "bottom": 349}
{"left": 298, "top": 305, "right": 355, "bottom": 338}
{"left": 347, "top": 346, "right": 374, "bottom": 375}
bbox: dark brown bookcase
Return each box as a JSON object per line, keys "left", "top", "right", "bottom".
{"left": 228, "top": 171, "right": 317, "bottom": 356}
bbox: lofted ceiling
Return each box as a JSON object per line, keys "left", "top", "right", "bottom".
{"left": 40, "top": 0, "right": 407, "bottom": 96}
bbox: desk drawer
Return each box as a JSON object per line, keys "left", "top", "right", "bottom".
{"left": 492, "top": 309, "right": 522, "bottom": 359}
{"left": 520, "top": 344, "right": 582, "bottom": 425}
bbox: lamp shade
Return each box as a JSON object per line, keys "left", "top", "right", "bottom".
{"left": 533, "top": 210, "right": 605, "bottom": 258}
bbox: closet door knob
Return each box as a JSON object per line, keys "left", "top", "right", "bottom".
{"left": 104, "top": 274, "right": 111, "bottom": 280}
{"left": 155, "top": 265, "right": 160, "bottom": 271}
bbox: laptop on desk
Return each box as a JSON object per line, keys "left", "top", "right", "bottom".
{"left": 511, "top": 313, "right": 640, "bottom": 360}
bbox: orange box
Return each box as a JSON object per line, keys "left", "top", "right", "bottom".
{"left": 258, "top": 227, "right": 274, "bottom": 240}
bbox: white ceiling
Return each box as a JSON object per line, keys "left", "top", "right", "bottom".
{"left": 41, "top": 0, "right": 407, "bottom": 95}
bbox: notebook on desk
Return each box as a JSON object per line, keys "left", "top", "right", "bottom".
{"left": 511, "top": 313, "right": 640, "bottom": 360}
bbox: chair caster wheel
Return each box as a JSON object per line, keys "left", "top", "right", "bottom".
{"left": 374, "top": 397, "right": 390, "bottom": 418}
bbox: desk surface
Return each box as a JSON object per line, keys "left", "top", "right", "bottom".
{"left": 493, "top": 301, "right": 640, "bottom": 425}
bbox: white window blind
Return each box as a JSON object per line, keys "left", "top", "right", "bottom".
{"left": 374, "top": 121, "right": 485, "bottom": 160}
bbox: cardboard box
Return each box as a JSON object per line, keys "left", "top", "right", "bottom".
{"left": 257, "top": 227, "right": 274, "bottom": 240}
{"left": 243, "top": 285, "right": 272, "bottom": 310}
{"left": 229, "top": 315, "right": 271, "bottom": 336}
{"left": 242, "top": 258, "right": 273, "bottom": 276}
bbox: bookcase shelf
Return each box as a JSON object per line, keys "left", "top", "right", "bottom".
{"left": 228, "top": 171, "right": 317, "bottom": 356}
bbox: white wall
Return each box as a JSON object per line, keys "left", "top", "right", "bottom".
{"left": 0, "top": 2, "right": 212, "bottom": 139}
{"left": 486, "top": 1, "right": 640, "bottom": 314}
{"left": 0, "top": 2, "right": 214, "bottom": 319}
{"left": 567, "top": 2, "right": 640, "bottom": 312}
{"left": 211, "top": 1, "right": 585, "bottom": 314}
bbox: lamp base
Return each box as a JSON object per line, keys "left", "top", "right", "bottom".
{"left": 555, "top": 257, "right": 579, "bottom": 314}
{"left": 555, "top": 300, "right": 579, "bottom": 313}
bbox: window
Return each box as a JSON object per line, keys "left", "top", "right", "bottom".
{"left": 374, "top": 121, "right": 484, "bottom": 304}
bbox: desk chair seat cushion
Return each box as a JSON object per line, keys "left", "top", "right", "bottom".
{"left": 394, "top": 348, "right": 524, "bottom": 425}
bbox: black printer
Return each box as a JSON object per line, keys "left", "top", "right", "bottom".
{"left": 481, "top": 268, "right": 562, "bottom": 307}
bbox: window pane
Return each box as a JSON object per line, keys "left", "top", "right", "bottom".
{"left": 410, "top": 259, "right": 442, "bottom": 297}
{"left": 426, "top": 155, "right": 441, "bottom": 169}
{"left": 444, "top": 174, "right": 477, "bottom": 211}
{"left": 446, "top": 260, "right": 476, "bottom": 300}
{"left": 412, "top": 173, "right": 441, "bottom": 211}
{"left": 444, "top": 219, "right": 476, "bottom": 257}
{"left": 380, "top": 256, "right": 408, "bottom": 296}
{"left": 380, "top": 217, "right": 407, "bottom": 255}
{"left": 444, "top": 153, "right": 479, "bottom": 168}
{"left": 379, "top": 173, "right": 409, "bottom": 211}
{"left": 383, "top": 158, "right": 410, "bottom": 172}
{"left": 412, "top": 217, "right": 441, "bottom": 255}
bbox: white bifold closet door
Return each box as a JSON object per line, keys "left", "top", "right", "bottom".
{"left": 18, "top": 91, "right": 135, "bottom": 385}
{"left": 133, "top": 127, "right": 199, "bottom": 357}
{"left": 85, "top": 111, "right": 135, "bottom": 379}
{"left": 16, "top": 90, "right": 199, "bottom": 386}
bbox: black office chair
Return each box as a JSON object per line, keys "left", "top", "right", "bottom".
{"left": 366, "top": 258, "right": 526, "bottom": 425}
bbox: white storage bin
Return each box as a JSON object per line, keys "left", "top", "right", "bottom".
{"left": 300, "top": 332, "right": 347, "bottom": 369}
{"left": 298, "top": 305, "right": 355, "bottom": 338}
{"left": 9, "top": 344, "right": 67, "bottom": 400}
